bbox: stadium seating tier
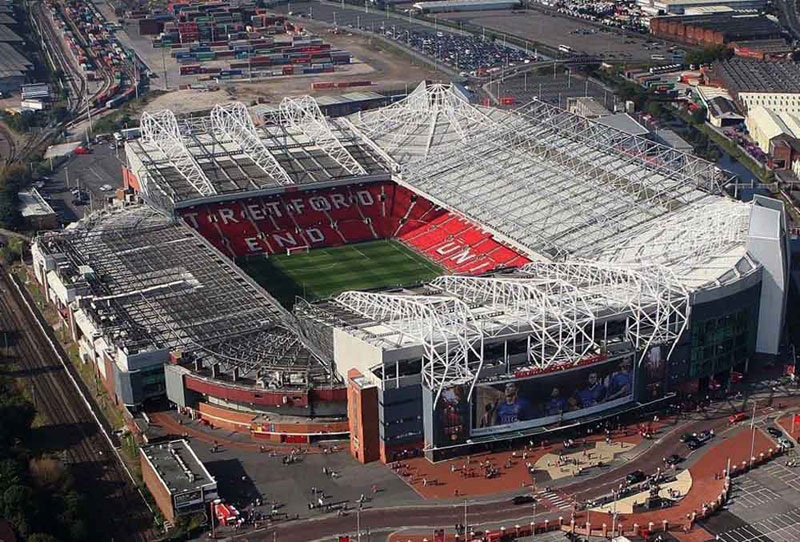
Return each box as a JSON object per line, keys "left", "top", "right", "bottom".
{"left": 180, "top": 182, "right": 530, "bottom": 275}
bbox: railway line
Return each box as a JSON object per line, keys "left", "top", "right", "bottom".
{"left": 0, "top": 267, "right": 153, "bottom": 541}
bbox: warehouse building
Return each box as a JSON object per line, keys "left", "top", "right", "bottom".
{"left": 140, "top": 440, "right": 217, "bottom": 524}
{"left": 695, "top": 85, "right": 745, "bottom": 127}
{"left": 637, "top": 0, "right": 767, "bottom": 15}
{"left": 17, "top": 189, "right": 58, "bottom": 230}
{"left": 650, "top": 13, "right": 784, "bottom": 48}
{"left": 745, "top": 105, "right": 800, "bottom": 168}
{"left": 0, "top": 42, "right": 32, "bottom": 93}
{"left": 712, "top": 58, "right": 800, "bottom": 115}
{"left": 412, "top": 0, "right": 520, "bottom": 12}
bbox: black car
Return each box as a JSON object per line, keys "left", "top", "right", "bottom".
{"left": 512, "top": 495, "right": 536, "bottom": 505}
{"left": 696, "top": 430, "right": 714, "bottom": 442}
{"left": 767, "top": 427, "right": 783, "bottom": 438}
{"left": 686, "top": 438, "right": 702, "bottom": 450}
{"left": 665, "top": 454, "right": 683, "bottom": 465}
{"left": 626, "top": 470, "right": 646, "bottom": 484}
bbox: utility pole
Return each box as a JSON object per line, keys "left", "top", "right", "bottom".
{"left": 464, "top": 500, "right": 468, "bottom": 535}
{"left": 161, "top": 46, "right": 168, "bottom": 90}
{"left": 85, "top": 87, "right": 93, "bottom": 140}
{"left": 749, "top": 399, "right": 757, "bottom": 469}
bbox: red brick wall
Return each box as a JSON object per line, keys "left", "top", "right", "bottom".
{"left": 347, "top": 370, "right": 379, "bottom": 464}
{"left": 140, "top": 450, "right": 175, "bottom": 523}
{"left": 185, "top": 374, "right": 309, "bottom": 408}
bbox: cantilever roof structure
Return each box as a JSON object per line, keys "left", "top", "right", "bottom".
{"left": 124, "top": 82, "right": 762, "bottom": 401}
{"left": 130, "top": 101, "right": 388, "bottom": 211}
{"left": 35, "top": 206, "right": 328, "bottom": 385}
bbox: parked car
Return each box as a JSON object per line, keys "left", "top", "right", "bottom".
{"left": 665, "top": 454, "right": 683, "bottom": 465}
{"left": 685, "top": 438, "right": 702, "bottom": 450}
{"left": 74, "top": 146, "right": 91, "bottom": 155}
{"left": 626, "top": 470, "right": 646, "bottom": 484}
{"left": 767, "top": 427, "right": 783, "bottom": 438}
{"left": 778, "top": 438, "right": 794, "bottom": 449}
{"left": 696, "top": 430, "right": 714, "bottom": 442}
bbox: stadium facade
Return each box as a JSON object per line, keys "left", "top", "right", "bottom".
{"left": 32, "top": 83, "right": 789, "bottom": 462}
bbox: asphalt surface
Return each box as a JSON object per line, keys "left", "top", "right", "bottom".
{"left": 38, "top": 139, "right": 125, "bottom": 224}
{"left": 221, "top": 384, "right": 800, "bottom": 542}
{"left": 274, "top": 2, "right": 539, "bottom": 73}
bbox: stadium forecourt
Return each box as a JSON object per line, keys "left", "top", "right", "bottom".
{"left": 31, "top": 83, "right": 789, "bottom": 462}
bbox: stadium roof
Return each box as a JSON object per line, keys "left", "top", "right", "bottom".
{"left": 35, "top": 206, "right": 330, "bottom": 385}
{"left": 130, "top": 101, "right": 388, "bottom": 211}
{"left": 126, "top": 83, "right": 760, "bottom": 399}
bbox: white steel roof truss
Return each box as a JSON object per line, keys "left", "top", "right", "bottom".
{"left": 430, "top": 276, "right": 596, "bottom": 369}
{"left": 210, "top": 102, "right": 294, "bottom": 186}
{"left": 141, "top": 110, "right": 218, "bottom": 197}
{"left": 279, "top": 96, "right": 368, "bottom": 176}
{"left": 521, "top": 261, "right": 689, "bottom": 363}
{"left": 334, "top": 290, "right": 484, "bottom": 405}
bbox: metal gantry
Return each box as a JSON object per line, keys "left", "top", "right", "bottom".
{"left": 429, "top": 275, "right": 596, "bottom": 368}
{"left": 210, "top": 102, "right": 294, "bottom": 186}
{"left": 334, "top": 290, "right": 484, "bottom": 405}
{"left": 140, "top": 110, "right": 218, "bottom": 197}
{"left": 521, "top": 261, "right": 690, "bottom": 363}
{"left": 279, "top": 95, "right": 368, "bottom": 176}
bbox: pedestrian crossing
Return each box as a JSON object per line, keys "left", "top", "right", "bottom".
{"left": 536, "top": 488, "right": 574, "bottom": 511}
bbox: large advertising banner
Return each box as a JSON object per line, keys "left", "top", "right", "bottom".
{"left": 471, "top": 357, "right": 635, "bottom": 436}
{"left": 433, "top": 385, "right": 470, "bottom": 446}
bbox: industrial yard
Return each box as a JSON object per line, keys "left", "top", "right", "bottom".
{"left": 439, "top": 8, "right": 675, "bottom": 62}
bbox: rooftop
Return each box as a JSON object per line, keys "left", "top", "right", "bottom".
{"left": 0, "top": 24, "right": 22, "bottom": 42}
{"left": 0, "top": 42, "right": 30, "bottom": 78}
{"left": 141, "top": 440, "right": 215, "bottom": 495}
{"left": 653, "top": 13, "right": 783, "bottom": 39}
{"left": 127, "top": 101, "right": 388, "bottom": 210}
{"left": 714, "top": 58, "right": 800, "bottom": 94}
{"left": 596, "top": 113, "right": 650, "bottom": 137}
{"left": 18, "top": 188, "right": 55, "bottom": 218}
{"left": 35, "top": 205, "right": 330, "bottom": 383}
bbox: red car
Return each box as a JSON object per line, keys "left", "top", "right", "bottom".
{"left": 729, "top": 412, "right": 747, "bottom": 424}
{"left": 74, "top": 146, "right": 91, "bottom": 155}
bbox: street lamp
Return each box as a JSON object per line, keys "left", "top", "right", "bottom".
{"left": 531, "top": 497, "right": 537, "bottom": 536}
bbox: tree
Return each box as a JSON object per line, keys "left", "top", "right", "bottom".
{"left": 691, "top": 106, "right": 708, "bottom": 125}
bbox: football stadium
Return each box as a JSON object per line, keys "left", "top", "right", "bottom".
{"left": 31, "top": 83, "right": 789, "bottom": 463}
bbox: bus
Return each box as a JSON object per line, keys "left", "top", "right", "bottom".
{"left": 559, "top": 44, "right": 573, "bottom": 54}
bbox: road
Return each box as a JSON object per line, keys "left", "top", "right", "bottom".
{"left": 226, "top": 389, "right": 800, "bottom": 542}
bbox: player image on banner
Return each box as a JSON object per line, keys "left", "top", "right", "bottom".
{"left": 434, "top": 385, "right": 469, "bottom": 445}
{"left": 472, "top": 357, "right": 635, "bottom": 434}
{"left": 643, "top": 345, "right": 665, "bottom": 401}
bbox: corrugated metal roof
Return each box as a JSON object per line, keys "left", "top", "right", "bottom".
{"left": 0, "top": 24, "right": 22, "bottom": 42}
{"left": 0, "top": 43, "right": 32, "bottom": 77}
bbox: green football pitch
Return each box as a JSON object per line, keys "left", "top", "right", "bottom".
{"left": 239, "top": 240, "right": 443, "bottom": 307}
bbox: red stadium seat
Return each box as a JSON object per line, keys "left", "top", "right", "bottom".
{"left": 178, "top": 181, "right": 530, "bottom": 274}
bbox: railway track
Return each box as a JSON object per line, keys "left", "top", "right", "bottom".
{"left": 0, "top": 268, "right": 153, "bottom": 541}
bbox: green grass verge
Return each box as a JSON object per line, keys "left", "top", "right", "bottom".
{"left": 239, "top": 240, "right": 443, "bottom": 307}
